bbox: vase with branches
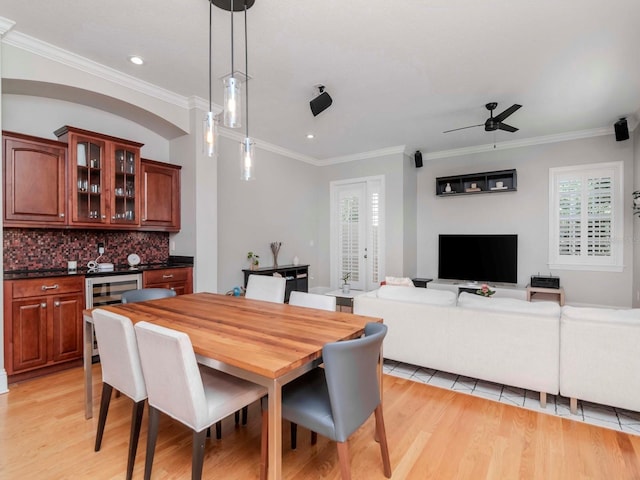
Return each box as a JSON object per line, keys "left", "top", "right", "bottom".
{"left": 270, "top": 242, "right": 281, "bottom": 268}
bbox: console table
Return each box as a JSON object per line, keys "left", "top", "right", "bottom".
{"left": 242, "top": 264, "right": 309, "bottom": 302}
{"left": 325, "top": 289, "right": 367, "bottom": 312}
{"left": 526, "top": 285, "right": 565, "bottom": 306}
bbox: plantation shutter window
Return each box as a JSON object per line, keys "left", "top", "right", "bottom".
{"left": 549, "top": 162, "right": 622, "bottom": 271}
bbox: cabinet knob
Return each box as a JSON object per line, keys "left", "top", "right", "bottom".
{"left": 54, "top": 301, "right": 61, "bottom": 307}
{"left": 59, "top": 213, "right": 65, "bottom": 218}
{"left": 170, "top": 287, "right": 175, "bottom": 291}
{"left": 41, "top": 303, "right": 47, "bottom": 308}
{"left": 112, "top": 216, "right": 116, "bottom": 220}
{"left": 162, "top": 274, "right": 174, "bottom": 279}
{"left": 102, "top": 215, "right": 106, "bottom": 219}
{"left": 142, "top": 218, "right": 147, "bottom": 222}
{"left": 41, "top": 284, "right": 59, "bottom": 291}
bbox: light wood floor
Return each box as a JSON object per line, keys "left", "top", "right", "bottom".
{"left": 2, "top": 364, "right": 640, "bottom": 479}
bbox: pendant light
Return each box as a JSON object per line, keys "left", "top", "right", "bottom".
{"left": 223, "top": 0, "right": 241, "bottom": 128}
{"left": 203, "top": 0, "right": 218, "bottom": 158}
{"left": 240, "top": 2, "right": 255, "bottom": 180}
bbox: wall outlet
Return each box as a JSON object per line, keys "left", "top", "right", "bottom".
{"left": 98, "top": 242, "right": 105, "bottom": 255}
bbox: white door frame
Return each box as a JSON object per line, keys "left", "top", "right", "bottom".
{"left": 330, "top": 175, "right": 385, "bottom": 291}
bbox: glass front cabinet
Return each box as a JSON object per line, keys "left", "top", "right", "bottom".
{"left": 55, "top": 126, "right": 142, "bottom": 227}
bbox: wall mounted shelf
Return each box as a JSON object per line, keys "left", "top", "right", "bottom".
{"left": 436, "top": 169, "right": 517, "bottom": 196}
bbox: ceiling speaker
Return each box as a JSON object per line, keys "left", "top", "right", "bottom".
{"left": 414, "top": 151, "right": 423, "bottom": 168}
{"left": 615, "top": 118, "right": 629, "bottom": 142}
{"left": 310, "top": 90, "right": 333, "bottom": 117}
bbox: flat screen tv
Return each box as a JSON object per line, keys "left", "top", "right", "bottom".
{"left": 438, "top": 234, "right": 517, "bottom": 284}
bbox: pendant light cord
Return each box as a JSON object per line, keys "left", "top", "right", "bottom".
{"left": 244, "top": 2, "right": 249, "bottom": 138}
{"left": 230, "top": 0, "right": 234, "bottom": 76}
{"left": 208, "top": 0, "right": 212, "bottom": 112}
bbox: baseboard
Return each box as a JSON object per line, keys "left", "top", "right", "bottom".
{"left": 0, "top": 368, "right": 8, "bottom": 394}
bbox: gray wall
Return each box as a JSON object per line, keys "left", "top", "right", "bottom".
{"left": 216, "top": 138, "right": 321, "bottom": 293}
{"left": 417, "top": 134, "right": 635, "bottom": 307}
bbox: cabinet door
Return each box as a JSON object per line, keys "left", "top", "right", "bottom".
{"left": 3, "top": 134, "right": 67, "bottom": 225}
{"left": 10, "top": 298, "right": 48, "bottom": 373}
{"left": 141, "top": 159, "right": 181, "bottom": 231}
{"left": 70, "top": 134, "right": 108, "bottom": 225}
{"left": 110, "top": 143, "right": 140, "bottom": 226}
{"left": 51, "top": 293, "right": 84, "bottom": 363}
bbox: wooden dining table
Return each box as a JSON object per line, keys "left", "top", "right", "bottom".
{"left": 83, "top": 292, "right": 381, "bottom": 480}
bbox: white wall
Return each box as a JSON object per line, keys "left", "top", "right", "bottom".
{"left": 2, "top": 95, "right": 171, "bottom": 161}
{"left": 0, "top": 33, "right": 7, "bottom": 394}
{"left": 633, "top": 128, "right": 640, "bottom": 307}
{"left": 417, "top": 134, "right": 635, "bottom": 307}
{"left": 216, "top": 139, "right": 321, "bottom": 293}
{"left": 403, "top": 153, "right": 418, "bottom": 278}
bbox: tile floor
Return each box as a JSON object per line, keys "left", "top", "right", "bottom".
{"left": 384, "top": 359, "right": 640, "bottom": 435}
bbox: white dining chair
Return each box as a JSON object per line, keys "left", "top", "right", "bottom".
{"left": 92, "top": 309, "right": 147, "bottom": 480}
{"left": 245, "top": 274, "right": 286, "bottom": 303}
{"left": 287, "top": 290, "right": 337, "bottom": 449}
{"left": 289, "top": 291, "right": 337, "bottom": 311}
{"left": 134, "top": 321, "right": 267, "bottom": 480}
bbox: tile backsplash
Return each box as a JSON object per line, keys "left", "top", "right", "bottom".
{"left": 3, "top": 228, "right": 169, "bottom": 271}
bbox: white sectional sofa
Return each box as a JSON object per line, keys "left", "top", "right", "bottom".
{"left": 560, "top": 305, "right": 640, "bottom": 414}
{"left": 354, "top": 286, "right": 562, "bottom": 406}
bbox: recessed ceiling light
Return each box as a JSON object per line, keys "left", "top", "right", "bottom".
{"left": 129, "top": 56, "right": 144, "bottom": 65}
{"left": 306, "top": 133, "right": 315, "bottom": 139}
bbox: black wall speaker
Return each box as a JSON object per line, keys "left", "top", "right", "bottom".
{"left": 615, "top": 118, "right": 629, "bottom": 142}
{"left": 310, "top": 91, "right": 333, "bottom": 117}
{"left": 414, "top": 150, "right": 423, "bottom": 168}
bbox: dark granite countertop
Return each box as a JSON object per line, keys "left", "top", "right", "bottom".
{"left": 3, "top": 256, "right": 193, "bottom": 281}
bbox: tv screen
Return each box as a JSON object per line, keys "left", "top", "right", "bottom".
{"left": 438, "top": 234, "right": 517, "bottom": 284}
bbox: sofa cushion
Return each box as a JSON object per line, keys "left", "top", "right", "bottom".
{"left": 376, "top": 285, "right": 457, "bottom": 306}
{"left": 562, "top": 305, "right": 640, "bottom": 325}
{"left": 458, "top": 292, "right": 561, "bottom": 317}
{"left": 384, "top": 276, "right": 415, "bottom": 287}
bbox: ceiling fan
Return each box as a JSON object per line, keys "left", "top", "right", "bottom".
{"left": 444, "top": 102, "right": 522, "bottom": 134}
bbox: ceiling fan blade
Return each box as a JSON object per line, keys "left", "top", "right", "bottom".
{"left": 493, "top": 104, "right": 522, "bottom": 123}
{"left": 442, "top": 124, "right": 483, "bottom": 133}
{"left": 498, "top": 123, "right": 518, "bottom": 133}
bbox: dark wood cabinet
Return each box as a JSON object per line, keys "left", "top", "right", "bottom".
{"left": 3, "top": 131, "right": 68, "bottom": 226}
{"left": 143, "top": 267, "right": 193, "bottom": 295}
{"left": 4, "top": 276, "right": 84, "bottom": 381}
{"left": 55, "top": 126, "right": 143, "bottom": 228}
{"left": 3, "top": 129, "right": 182, "bottom": 232}
{"left": 242, "top": 265, "right": 309, "bottom": 303}
{"left": 436, "top": 169, "right": 517, "bottom": 196}
{"left": 141, "top": 159, "right": 181, "bottom": 232}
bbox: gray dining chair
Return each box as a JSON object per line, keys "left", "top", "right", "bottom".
{"left": 260, "top": 322, "right": 391, "bottom": 480}
{"left": 245, "top": 274, "right": 286, "bottom": 303}
{"left": 134, "top": 321, "right": 267, "bottom": 480}
{"left": 92, "top": 309, "right": 147, "bottom": 480}
{"left": 121, "top": 287, "right": 177, "bottom": 304}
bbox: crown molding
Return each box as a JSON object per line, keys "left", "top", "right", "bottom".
{"left": 3, "top": 30, "right": 189, "bottom": 109}
{"left": 218, "top": 127, "right": 319, "bottom": 165}
{"left": 323, "top": 145, "right": 407, "bottom": 165}
{"left": 0, "top": 17, "right": 16, "bottom": 36}
{"left": 424, "top": 127, "right": 613, "bottom": 161}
